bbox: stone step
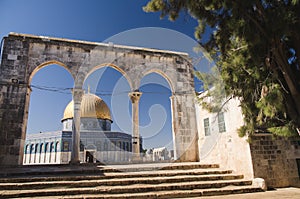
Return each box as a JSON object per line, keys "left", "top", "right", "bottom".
{"left": 0, "top": 163, "right": 220, "bottom": 177}
{"left": 0, "top": 174, "right": 244, "bottom": 190}
{"left": 0, "top": 163, "right": 264, "bottom": 198}
{"left": 34, "top": 186, "right": 263, "bottom": 199}
{"left": 0, "top": 168, "right": 233, "bottom": 183}
{"left": 0, "top": 179, "right": 255, "bottom": 198}
{"left": 107, "top": 163, "right": 220, "bottom": 172}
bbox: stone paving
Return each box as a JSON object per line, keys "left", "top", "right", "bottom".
{"left": 9, "top": 187, "right": 300, "bottom": 199}
{"left": 191, "top": 187, "right": 300, "bottom": 199}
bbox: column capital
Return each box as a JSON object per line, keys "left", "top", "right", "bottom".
{"left": 128, "top": 91, "right": 142, "bottom": 103}
{"left": 169, "top": 95, "right": 176, "bottom": 100}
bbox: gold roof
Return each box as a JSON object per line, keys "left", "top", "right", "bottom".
{"left": 62, "top": 93, "right": 112, "bottom": 121}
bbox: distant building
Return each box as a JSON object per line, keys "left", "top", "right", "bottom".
{"left": 152, "top": 147, "right": 169, "bottom": 161}
{"left": 23, "top": 93, "right": 142, "bottom": 165}
{"left": 143, "top": 147, "right": 170, "bottom": 162}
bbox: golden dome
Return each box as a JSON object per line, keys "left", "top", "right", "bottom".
{"left": 62, "top": 93, "right": 112, "bottom": 121}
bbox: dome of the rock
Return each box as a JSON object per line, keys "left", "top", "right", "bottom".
{"left": 62, "top": 93, "right": 112, "bottom": 122}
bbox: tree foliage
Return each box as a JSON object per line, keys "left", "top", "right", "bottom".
{"left": 144, "top": 0, "right": 300, "bottom": 137}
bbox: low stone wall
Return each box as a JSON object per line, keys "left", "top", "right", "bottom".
{"left": 250, "top": 134, "right": 300, "bottom": 188}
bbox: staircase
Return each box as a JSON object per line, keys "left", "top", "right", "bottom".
{"left": 0, "top": 162, "right": 263, "bottom": 198}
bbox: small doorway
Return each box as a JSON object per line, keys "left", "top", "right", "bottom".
{"left": 85, "top": 150, "right": 95, "bottom": 163}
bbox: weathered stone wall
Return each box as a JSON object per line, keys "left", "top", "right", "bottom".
{"left": 250, "top": 134, "right": 300, "bottom": 188}
{"left": 171, "top": 94, "right": 199, "bottom": 161}
{"left": 0, "top": 36, "right": 30, "bottom": 165}
{"left": 0, "top": 33, "right": 199, "bottom": 165}
{"left": 195, "top": 97, "right": 254, "bottom": 179}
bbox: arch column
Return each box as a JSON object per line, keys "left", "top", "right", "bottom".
{"left": 128, "top": 91, "right": 142, "bottom": 161}
{"left": 70, "top": 88, "right": 84, "bottom": 164}
{"left": 170, "top": 93, "right": 199, "bottom": 162}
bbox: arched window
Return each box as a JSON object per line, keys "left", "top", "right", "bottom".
{"left": 49, "top": 142, "right": 54, "bottom": 163}
{"left": 30, "top": 144, "right": 34, "bottom": 154}
{"left": 55, "top": 142, "right": 59, "bottom": 152}
{"left": 44, "top": 143, "right": 49, "bottom": 163}
{"left": 25, "top": 145, "right": 29, "bottom": 154}
{"left": 24, "top": 144, "right": 29, "bottom": 164}
{"left": 55, "top": 141, "right": 59, "bottom": 163}
{"left": 80, "top": 141, "right": 85, "bottom": 151}
{"left": 35, "top": 144, "right": 39, "bottom": 154}
{"left": 40, "top": 143, "right": 44, "bottom": 153}
{"left": 38, "top": 143, "right": 43, "bottom": 164}
{"left": 123, "top": 142, "right": 126, "bottom": 151}
{"left": 126, "top": 142, "right": 129, "bottom": 152}
{"left": 63, "top": 141, "right": 69, "bottom": 152}
{"left": 34, "top": 143, "right": 39, "bottom": 163}
{"left": 50, "top": 142, "right": 54, "bottom": 153}
{"left": 45, "top": 143, "right": 49, "bottom": 153}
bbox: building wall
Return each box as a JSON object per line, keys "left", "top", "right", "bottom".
{"left": 250, "top": 134, "right": 300, "bottom": 188}
{"left": 23, "top": 141, "right": 65, "bottom": 165}
{"left": 62, "top": 118, "right": 112, "bottom": 132}
{"left": 23, "top": 131, "right": 134, "bottom": 164}
{"left": 195, "top": 97, "right": 254, "bottom": 179}
{"left": 196, "top": 95, "right": 300, "bottom": 187}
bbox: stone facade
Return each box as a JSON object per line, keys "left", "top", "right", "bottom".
{"left": 23, "top": 131, "right": 134, "bottom": 165}
{"left": 250, "top": 134, "right": 300, "bottom": 188}
{"left": 0, "top": 33, "right": 199, "bottom": 165}
{"left": 195, "top": 94, "right": 300, "bottom": 188}
{"left": 196, "top": 97, "right": 254, "bottom": 180}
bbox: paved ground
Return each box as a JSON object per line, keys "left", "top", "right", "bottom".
{"left": 191, "top": 187, "right": 300, "bottom": 199}
{"left": 16, "top": 187, "right": 300, "bottom": 199}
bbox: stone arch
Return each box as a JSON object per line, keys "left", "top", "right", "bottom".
{"left": 140, "top": 69, "right": 175, "bottom": 93}
{"left": 0, "top": 33, "right": 199, "bottom": 165}
{"left": 138, "top": 71, "right": 173, "bottom": 157}
{"left": 28, "top": 60, "right": 75, "bottom": 84}
{"left": 83, "top": 63, "right": 133, "bottom": 90}
{"left": 25, "top": 60, "right": 75, "bottom": 154}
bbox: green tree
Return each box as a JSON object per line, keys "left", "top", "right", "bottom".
{"left": 144, "top": 0, "right": 300, "bottom": 137}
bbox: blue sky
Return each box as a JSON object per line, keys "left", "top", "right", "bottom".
{"left": 0, "top": 0, "right": 212, "bottom": 150}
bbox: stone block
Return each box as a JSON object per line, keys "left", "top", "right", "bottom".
{"left": 252, "top": 178, "right": 267, "bottom": 191}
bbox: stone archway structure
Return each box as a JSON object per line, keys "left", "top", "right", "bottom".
{"left": 0, "top": 33, "right": 199, "bottom": 165}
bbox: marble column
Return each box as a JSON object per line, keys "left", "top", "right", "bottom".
{"left": 128, "top": 91, "right": 142, "bottom": 161}
{"left": 70, "top": 88, "right": 84, "bottom": 164}
{"left": 169, "top": 95, "right": 178, "bottom": 160}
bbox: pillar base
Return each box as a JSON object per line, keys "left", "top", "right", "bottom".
{"left": 69, "top": 160, "right": 81, "bottom": 165}
{"left": 131, "top": 154, "right": 141, "bottom": 162}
